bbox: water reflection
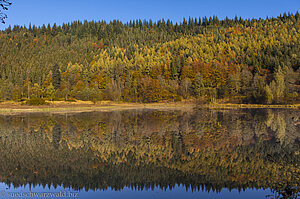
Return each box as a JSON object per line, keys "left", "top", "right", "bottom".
{"left": 0, "top": 109, "right": 299, "bottom": 198}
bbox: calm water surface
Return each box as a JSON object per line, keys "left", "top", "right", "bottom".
{"left": 0, "top": 108, "right": 299, "bottom": 199}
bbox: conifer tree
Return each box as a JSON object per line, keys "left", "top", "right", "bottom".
{"left": 52, "top": 64, "right": 61, "bottom": 90}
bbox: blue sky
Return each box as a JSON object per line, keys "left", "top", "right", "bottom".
{"left": 0, "top": 0, "right": 299, "bottom": 30}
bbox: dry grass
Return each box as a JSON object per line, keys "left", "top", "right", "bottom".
{"left": 0, "top": 100, "right": 194, "bottom": 115}
{"left": 0, "top": 100, "right": 298, "bottom": 115}
{"left": 201, "top": 103, "right": 300, "bottom": 109}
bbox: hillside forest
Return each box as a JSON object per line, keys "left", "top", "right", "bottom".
{"left": 0, "top": 13, "right": 299, "bottom": 104}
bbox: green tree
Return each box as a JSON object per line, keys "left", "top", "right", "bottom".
{"left": 52, "top": 64, "right": 61, "bottom": 90}
{"left": 0, "top": 78, "right": 12, "bottom": 100}
{"left": 264, "top": 85, "right": 273, "bottom": 104}
{"left": 270, "top": 67, "right": 285, "bottom": 103}
{"left": 252, "top": 74, "right": 266, "bottom": 103}
{"left": 192, "top": 73, "right": 204, "bottom": 97}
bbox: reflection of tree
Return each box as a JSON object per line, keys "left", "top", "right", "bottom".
{"left": 0, "top": 109, "right": 298, "bottom": 193}
{"left": 171, "top": 131, "right": 185, "bottom": 160}
{"left": 267, "top": 185, "right": 300, "bottom": 199}
{"left": 52, "top": 123, "right": 61, "bottom": 149}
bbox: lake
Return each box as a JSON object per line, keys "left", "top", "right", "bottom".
{"left": 0, "top": 108, "right": 299, "bottom": 199}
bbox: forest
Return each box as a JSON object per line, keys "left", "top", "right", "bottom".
{"left": 0, "top": 12, "right": 299, "bottom": 104}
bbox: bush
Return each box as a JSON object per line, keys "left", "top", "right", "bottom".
{"left": 73, "top": 87, "right": 103, "bottom": 102}
{"left": 25, "top": 98, "right": 49, "bottom": 105}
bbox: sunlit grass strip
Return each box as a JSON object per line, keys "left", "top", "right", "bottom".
{"left": 0, "top": 102, "right": 298, "bottom": 115}
{"left": 0, "top": 103, "right": 195, "bottom": 115}
{"left": 202, "top": 103, "right": 300, "bottom": 109}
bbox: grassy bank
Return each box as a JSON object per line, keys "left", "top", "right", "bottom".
{"left": 0, "top": 100, "right": 299, "bottom": 115}
{"left": 0, "top": 100, "right": 195, "bottom": 114}
{"left": 200, "top": 103, "right": 300, "bottom": 109}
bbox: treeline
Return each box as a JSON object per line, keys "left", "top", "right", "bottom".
{"left": 0, "top": 12, "right": 299, "bottom": 104}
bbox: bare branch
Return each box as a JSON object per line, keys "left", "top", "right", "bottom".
{"left": 0, "top": 0, "right": 11, "bottom": 24}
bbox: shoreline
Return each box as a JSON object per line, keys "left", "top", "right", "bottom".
{"left": 0, "top": 101, "right": 195, "bottom": 114}
{"left": 0, "top": 101, "right": 299, "bottom": 115}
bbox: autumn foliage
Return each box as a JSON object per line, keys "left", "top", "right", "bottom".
{"left": 0, "top": 13, "right": 299, "bottom": 104}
